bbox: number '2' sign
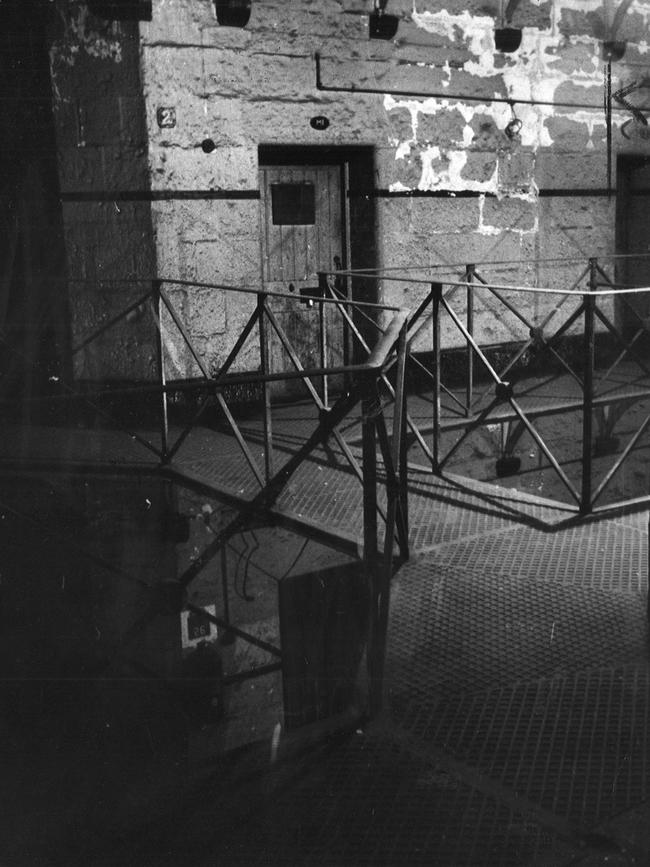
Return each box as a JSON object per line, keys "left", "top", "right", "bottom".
{"left": 157, "top": 107, "right": 177, "bottom": 128}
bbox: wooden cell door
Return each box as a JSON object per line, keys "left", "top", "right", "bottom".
{"left": 617, "top": 156, "right": 650, "bottom": 333}
{"left": 260, "top": 164, "right": 347, "bottom": 399}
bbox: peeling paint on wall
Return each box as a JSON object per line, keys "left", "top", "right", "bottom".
{"left": 391, "top": 3, "right": 624, "bottom": 195}
{"left": 50, "top": 4, "right": 124, "bottom": 68}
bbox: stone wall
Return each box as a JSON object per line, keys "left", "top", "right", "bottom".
{"left": 49, "top": 1, "right": 156, "bottom": 380}
{"left": 51, "top": 0, "right": 650, "bottom": 376}
{"left": 0, "top": 1, "right": 70, "bottom": 393}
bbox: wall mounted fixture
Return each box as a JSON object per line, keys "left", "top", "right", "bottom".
{"left": 600, "top": 0, "right": 635, "bottom": 60}
{"left": 214, "top": 0, "right": 251, "bottom": 27}
{"left": 505, "top": 115, "right": 523, "bottom": 140}
{"left": 505, "top": 102, "right": 522, "bottom": 140}
{"left": 602, "top": 40, "right": 626, "bottom": 60}
{"left": 494, "top": 27, "right": 522, "bottom": 52}
{"left": 601, "top": 0, "right": 635, "bottom": 192}
{"left": 369, "top": 0, "right": 399, "bottom": 40}
{"left": 494, "top": 0, "right": 521, "bottom": 52}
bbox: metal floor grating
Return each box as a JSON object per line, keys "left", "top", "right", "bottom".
{"left": 175, "top": 454, "right": 262, "bottom": 498}
{"left": 384, "top": 530, "right": 650, "bottom": 855}
{"left": 406, "top": 497, "right": 545, "bottom": 549}
{"left": 139, "top": 422, "right": 650, "bottom": 865}
{"left": 171, "top": 427, "right": 619, "bottom": 560}
{"left": 394, "top": 666, "right": 650, "bottom": 829}
{"left": 421, "top": 521, "right": 647, "bottom": 591}
{"left": 174, "top": 440, "right": 564, "bottom": 555}
{"left": 387, "top": 560, "right": 648, "bottom": 702}
{"left": 408, "top": 470, "right": 576, "bottom": 522}
{"left": 203, "top": 728, "right": 571, "bottom": 867}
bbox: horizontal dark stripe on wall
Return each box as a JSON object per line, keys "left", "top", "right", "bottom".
{"left": 60, "top": 187, "right": 639, "bottom": 203}
{"left": 538, "top": 188, "right": 617, "bottom": 197}
{"left": 60, "top": 190, "right": 261, "bottom": 202}
{"left": 348, "top": 188, "right": 618, "bottom": 199}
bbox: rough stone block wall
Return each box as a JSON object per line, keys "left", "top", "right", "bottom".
{"left": 49, "top": 1, "right": 156, "bottom": 380}
{"left": 139, "top": 0, "right": 650, "bottom": 364}
{"left": 153, "top": 197, "right": 260, "bottom": 377}
{"left": 51, "top": 0, "right": 650, "bottom": 374}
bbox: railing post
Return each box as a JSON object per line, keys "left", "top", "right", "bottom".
{"left": 318, "top": 272, "right": 329, "bottom": 408}
{"left": 465, "top": 264, "right": 475, "bottom": 415}
{"left": 364, "top": 318, "right": 410, "bottom": 718}
{"left": 432, "top": 282, "right": 443, "bottom": 473}
{"left": 361, "top": 372, "right": 381, "bottom": 715}
{"left": 361, "top": 375, "right": 379, "bottom": 568}
{"left": 581, "top": 260, "right": 597, "bottom": 513}
{"left": 258, "top": 291, "right": 274, "bottom": 483}
{"left": 153, "top": 279, "right": 169, "bottom": 462}
{"left": 396, "top": 321, "right": 409, "bottom": 557}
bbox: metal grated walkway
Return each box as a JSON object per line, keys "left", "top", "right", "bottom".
{"left": 82, "top": 422, "right": 648, "bottom": 867}
{"left": 154, "top": 412, "right": 650, "bottom": 866}
{"left": 3, "top": 409, "right": 650, "bottom": 866}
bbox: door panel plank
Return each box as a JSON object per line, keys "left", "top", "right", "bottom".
{"left": 260, "top": 163, "right": 346, "bottom": 397}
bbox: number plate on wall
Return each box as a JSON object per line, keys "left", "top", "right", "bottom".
{"left": 156, "top": 107, "right": 177, "bottom": 128}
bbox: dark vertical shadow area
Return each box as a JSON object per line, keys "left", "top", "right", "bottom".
{"left": 0, "top": 0, "right": 71, "bottom": 420}
{"left": 0, "top": 467, "right": 369, "bottom": 866}
{"left": 0, "top": 475, "right": 191, "bottom": 866}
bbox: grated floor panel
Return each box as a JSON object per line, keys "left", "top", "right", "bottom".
{"left": 388, "top": 560, "right": 648, "bottom": 702}
{"left": 167, "top": 423, "right": 650, "bottom": 865}
{"left": 6, "top": 398, "right": 650, "bottom": 866}
{"left": 204, "top": 729, "right": 571, "bottom": 867}
{"left": 384, "top": 519, "right": 650, "bottom": 860}
{"left": 420, "top": 521, "right": 647, "bottom": 591}
{"left": 394, "top": 666, "right": 650, "bottom": 829}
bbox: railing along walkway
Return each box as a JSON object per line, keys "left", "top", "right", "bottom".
{"left": 0, "top": 276, "right": 410, "bottom": 714}
{"left": 4, "top": 255, "right": 650, "bottom": 717}
{"left": 326, "top": 254, "right": 650, "bottom": 515}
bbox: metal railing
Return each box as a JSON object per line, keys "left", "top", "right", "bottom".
{"left": 0, "top": 275, "right": 411, "bottom": 715}
{"left": 328, "top": 254, "right": 650, "bottom": 515}
{"left": 5, "top": 253, "right": 650, "bottom": 717}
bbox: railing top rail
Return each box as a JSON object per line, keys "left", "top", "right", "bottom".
{"left": 66, "top": 277, "right": 402, "bottom": 313}
{"left": 327, "top": 259, "right": 587, "bottom": 273}
{"left": 444, "top": 280, "right": 650, "bottom": 297}
{"left": 366, "top": 308, "right": 409, "bottom": 369}
{"left": 164, "top": 278, "right": 403, "bottom": 311}
{"left": 324, "top": 252, "right": 650, "bottom": 275}
{"left": 593, "top": 281, "right": 650, "bottom": 289}
{"left": 326, "top": 253, "right": 650, "bottom": 276}
{"left": 4, "top": 305, "right": 411, "bottom": 408}
{"left": 322, "top": 270, "right": 650, "bottom": 297}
